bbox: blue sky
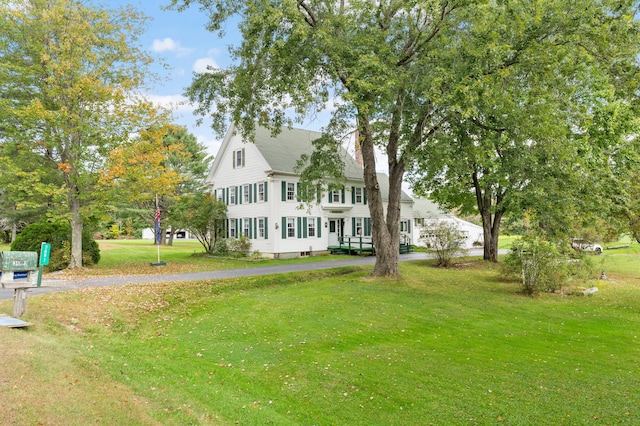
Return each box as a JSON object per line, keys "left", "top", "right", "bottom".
{"left": 96, "top": 1, "right": 334, "bottom": 159}
{"left": 97, "top": 1, "right": 234, "bottom": 157}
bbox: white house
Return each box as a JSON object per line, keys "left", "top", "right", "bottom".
{"left": 205, "top": 124, "right": 414, "bottom": 258}
{"left": 411, "top": 197, "right": 484, "bottom": 249}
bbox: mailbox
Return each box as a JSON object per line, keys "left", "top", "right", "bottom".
{"left": 1, "top": 252, "right": 38, "bottom": 272}
{"left": 0, "top": 251, "right": 39, "bottom": 289}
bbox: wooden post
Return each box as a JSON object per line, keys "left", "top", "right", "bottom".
{"left": 13, "top": 288, "right": 27, "bottom": 317}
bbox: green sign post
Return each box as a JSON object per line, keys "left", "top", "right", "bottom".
{"left": 37, "top": 242, "right": 51, "bottom": 287}
{"left": 40, "top": 242, "right": 51, "bottom": 266}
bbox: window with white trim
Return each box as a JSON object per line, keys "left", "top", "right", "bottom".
{"left": 216, "top": 189, "right": 224, "bottom": 203}
{"left": 354, "top": 187, "right": 363, "bottom": 204}
{"left": 329, "top": 190, "right": 340, "bottom": 203}
{"left": 308, "top": 217, "right": 316, "bottom": 237}
{"left": 258, "top": 182, "right": 265, "bottom": 202}
{"left": 286, "top": 182, "right": 296, "bottom": 201}
{"left": 287, "top": 217, "right": 296, "bottom": 238}
{"left": 258, "top": 218, "right": 266, "bottom": 238}
{"left": 229, "top": 219, "right": 236, "bottom": 238}
{"left": 243, "top": 184, "right": 250, "bottom": 203}
{"left": 229, "top": 187, "right": 236, "bottom": 205}
{"left": 354, "top": 217, "right": 363, "bottom": 236}
{"left": 400, "top": 220, "right": 410, "bottom": 232}
{"left": 233, "top": 149, "right": 245, "bottom": 168}
{"left": 243, "top": 218, "right": 251, "bottom": 237}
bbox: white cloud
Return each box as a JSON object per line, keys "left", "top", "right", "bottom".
{"left": 151, "top": 38, "right": 193, "bottom": 57}
{"left": 196, "top": 133, "right": 223, "bottom": 158}
{"left": 193, "top": 57, "right": 220, "bottom": 74}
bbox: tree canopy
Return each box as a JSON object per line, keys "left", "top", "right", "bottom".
{"left": 1, "top": 0, "right": 165, "bottom": 266}
{"left": 171, "top": 0, "right": 639, "bottom": 272}
{"left": 102, "top": 124, "right": 212, "bottom": 244}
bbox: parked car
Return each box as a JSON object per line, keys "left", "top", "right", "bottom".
{"left": 570, "top": 238, "right": 603, "bottom": 255}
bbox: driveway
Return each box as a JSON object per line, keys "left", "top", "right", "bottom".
{"left": 0, "top": 249, "right": 496, "bottom": 301}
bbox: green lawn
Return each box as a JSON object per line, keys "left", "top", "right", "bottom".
{"left": 0, "top": 239, "right": 354, "bottom": 277}
{"left": 1, "top": 245, "right": 639, "bottom": 425}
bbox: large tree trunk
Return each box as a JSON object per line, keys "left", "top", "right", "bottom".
{"left": 481, "top": 209, "right": 504, "bottom": 263}
{"left": 69, "top": 192, "right": 83, "bottom": 268}
{"left": 474, "top": 173, "right": 505, "bottom": 263}
{"left": 359, "top": 119, "right": 400, "bottom": 277}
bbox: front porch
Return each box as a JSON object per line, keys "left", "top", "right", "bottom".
{"left": 328, "top": 236, "right": 413, "bottom": 256}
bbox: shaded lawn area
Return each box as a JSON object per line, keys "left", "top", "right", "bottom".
{"left": 1, "top": 257, "right": 639, "bottom": 425}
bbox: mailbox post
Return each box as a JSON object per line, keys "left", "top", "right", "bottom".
{"left": 0, "top": 251, "right": 39, "bottom": 317}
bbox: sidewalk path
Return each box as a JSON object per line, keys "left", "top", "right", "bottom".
{"left": 0, "top": 250, "right": 494, "bottom": 300}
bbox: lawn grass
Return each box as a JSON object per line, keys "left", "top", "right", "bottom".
{"left": 0, "top": 240, "right": 354, "bottom": 277}
{"left": 1, "top": 247, "right": 639, "bottom": 425}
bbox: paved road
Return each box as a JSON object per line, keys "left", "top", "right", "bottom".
{"left": 0, "top": 250, "right": 493, "bottom": 300}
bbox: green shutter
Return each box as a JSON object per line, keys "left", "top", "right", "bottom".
{"left": 241, "top": 148, "right": 245, "bottom": 167}
{"left": 282, "top": 217, "right": 287, "bottom": 239}
{"left": 264, "top": 182, "right": 268, "bottom": 201}
{"left": 317, "top": 217, "right": 322, "bottom": 238}
{"left": 341, "top": 188, "right": 345, "bottom": 204}
{"left": 303, "top": 217, "right": 308, "bottom": 238}
{"left": 253, "top": 217, "right": 257, "bottom": 239}
{"left": 238, "top": 186, "right": 242, "bottom": 204}
{"left": 297, "top": 217, "right": 302, "bottom": 238}
{"left": 352, "top": 218, "right": 356, "bottom": 236}
{"left": 281, "top": 181, "right": 286, "bottom": 201}
{"left": 363, "top": 188, "right": 367, "bottom": 204}
{"left": 264, "top": 218, "right": 269, "bottom": 239}
{"left": 351, "top": 186, "right": 355, "bottom": 204}
{"left": 253, "top": 183, "right": 257, "bottom": 203}
{"left": 316, "top": 187, "right": 321, "bottom": 203}
{"left": 365, "top": 218, "right": 371, "bottom": 236}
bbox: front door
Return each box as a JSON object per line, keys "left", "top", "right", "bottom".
{"left": 328, "top": 219, "right": 342, "bottom": 246}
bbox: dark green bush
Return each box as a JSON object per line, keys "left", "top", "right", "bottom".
{"left": 11, "top": 221, "right": 100, "bottom": 271}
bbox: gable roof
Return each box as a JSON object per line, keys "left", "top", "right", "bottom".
{"left": 208, "top": 123, "right": 412, "bottom": 203}
{"left": 412, "top": 197, "right": 449, "bottom": 217}
{"left": 251, "top": 126, "right": 364, "bottom": 180}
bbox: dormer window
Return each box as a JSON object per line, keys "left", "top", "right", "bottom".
{"left": 233, "top": 148, "right": 245, "bottom": 168}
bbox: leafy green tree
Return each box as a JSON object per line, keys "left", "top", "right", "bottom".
{"left": 170, "top": 0, "right": 640, "bottom": 275}
{"left": 1, "top": 0, "right": 163, "bottom": 267}
{"left": 0, "top": 142, "right": 65, "bottom": 240}
{"left": 169, "top": 192, "right": 227, "bottom": 253}
{"left": 102, "top": 124, "right": 211, "bottom": 245}
{"left": 407, "top": 4, "right": 640, "bottom": 261}
{"left": 628, "top": 171, "right": 640, "bottom": 243}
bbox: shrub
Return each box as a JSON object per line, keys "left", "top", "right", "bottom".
{"left": 228, "top": 236, "right": 251, "bottom": 257}
{"left": 502, "top": 234, "right": 591, "bottom": 295}
{"left": 105, "top": 224, "right": 120, "bottom": 240}
{"left": 212, "top": 239, "right": 229, "bottom": 256}
{"left": 420, "top": 219, "right": 468, "bottom": 267}
{"left": 11, "top": 221, "right": 100, "bottom": 271}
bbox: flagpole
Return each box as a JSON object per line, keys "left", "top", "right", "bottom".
{"left": 151, "top": 194, "right": 166, "bottom": 266}
{"left": 156, "top": 193, "right": 161, "bottom": 263}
